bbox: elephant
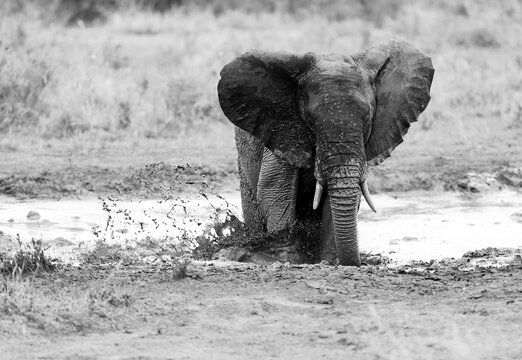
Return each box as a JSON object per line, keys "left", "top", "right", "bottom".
{"left": 217, "top": 39, "right": 434, "bottom": 266}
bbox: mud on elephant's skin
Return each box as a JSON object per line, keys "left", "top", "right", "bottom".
{"left": 217, "top": 39, "right": 434, "bottom": 266}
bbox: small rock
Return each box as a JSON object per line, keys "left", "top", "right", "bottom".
{"left": 316, "top": 297, "right": 334, "bottom": 305}
{"left": 337, "top": 338, "right": 358, "bottom": 348}
{"left": 213, "top": 247, "right": 252, "bottom": 263}
{"left": 457, "top": 173, "right": 502, "bottom": 193}
{"left": 270, "top": 261, "right": 283, "bottom": 270}
{"left": 212, "top": 249, "right": 229, "bottom": 261}
{"left": 511, "top": 212, "right": 522, "bottom": 224}
{"left": 53, "top": 237, "right": 74, "bottom": 246}
{"left": 7, "top": 218, "right": 14, "bottom": 223}
{"left": 497, "top": 167, "right": 522, "bottom": 187}
{"left": 26, "top": 211, "right": 41, "bottom": 221}
{"left": 250, "top": 252, "right": 280, "bottom": 266}
{"left": 364, "top": 256, "right": 385, "bottom": 266}
{"left": 401, "top": 236, "right": 419, "bottom": 242}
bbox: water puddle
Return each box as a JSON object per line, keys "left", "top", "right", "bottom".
{"left": 358, "top": 191, "right": 522, "bottom": 263}
{"left": 1, "top": 191, "right": 521, "bottom": 264}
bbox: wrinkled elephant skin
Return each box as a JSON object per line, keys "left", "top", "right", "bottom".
{"left": 217, "top": 39, "right": 434, "bottom": 266}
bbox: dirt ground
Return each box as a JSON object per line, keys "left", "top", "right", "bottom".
{"left": 1, "top": 129, "right": 522, "bottom": 200}
{"left": 1, "top": 256, "right": 522, "bottom": 360}
{"left": 1, "top": 135, "right": 522, "bottom": 359}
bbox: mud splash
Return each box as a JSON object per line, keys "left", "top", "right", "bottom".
{"left": 0, "top": 193, "right": 236, "bottom": 261}
{"left": 0, "top": 191, "right": 521, "bottom": 265}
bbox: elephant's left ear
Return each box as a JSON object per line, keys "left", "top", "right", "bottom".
{"left": 352, "top": 39, "right": 435, "bottom": 165}
{"left": 218, "top": 52, "right": 315, "bottom": 168}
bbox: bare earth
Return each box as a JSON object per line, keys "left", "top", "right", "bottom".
{"left": 1, "top": 137, "right": 522, "bottom": 360}
{"left": 1, "top": 259, "right": 522, "bottom": 360}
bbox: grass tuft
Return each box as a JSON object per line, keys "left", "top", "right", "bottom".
{"left": 0, "top": 237, "right": 57, "bottom": 277}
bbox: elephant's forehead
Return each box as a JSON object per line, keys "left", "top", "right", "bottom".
{"left": 303, "top": 63, "right": 367, "bottom": 91}
{"left": 314, "top": 53, "right": 356, "bottom": 73}
{"left": 321, "top": 53, "right": 349, "bottom": 62}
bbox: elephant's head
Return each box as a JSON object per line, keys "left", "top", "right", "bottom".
{"left": 217, "top": 39, "right": 434, "bottom": 266}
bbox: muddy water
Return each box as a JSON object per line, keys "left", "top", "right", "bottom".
{"left": 1, "top": 191, "right": 521, "bottom": 264}
{"left": 358, "top": 191, "right": 522, "bottom": 262}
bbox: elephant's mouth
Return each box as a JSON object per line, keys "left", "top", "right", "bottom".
{"left": 312, "top": 179, "right": 377, "bottom": 213}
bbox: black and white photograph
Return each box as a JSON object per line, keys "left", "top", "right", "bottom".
{"left": 1, "top": 0, "right": 521, "bottom": 358}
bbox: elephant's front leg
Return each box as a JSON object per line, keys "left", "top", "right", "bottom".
{"left": 257, "top": 149, "right": 303, "bottom": 262}
{"left": 257, "top": 148, "right": 298, "bottom": 233}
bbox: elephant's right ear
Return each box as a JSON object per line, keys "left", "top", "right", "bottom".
{"left": 218, "top": 52, "right": 315, "bottom": 169}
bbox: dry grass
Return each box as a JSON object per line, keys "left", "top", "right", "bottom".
{"left": 0, "top": 237, "right": 56, "bottom": 276}
{"left": 0, "top": 276, "right": 136, "bottom": 334}
{"left": 0, "top": 0, "right": 520, "bottom": 153}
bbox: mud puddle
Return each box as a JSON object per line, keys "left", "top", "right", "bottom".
{"left": 0, "top": 193, "right": 237, "bottom": 261}
{"left": 358, "top": 190, "right": 522, "bottom": 263}
{"left": 0, "top": 191, "right": 521, "bottom": 264}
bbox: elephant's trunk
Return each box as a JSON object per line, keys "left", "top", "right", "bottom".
{"left": 313, "top": 91, "right": 369, "bottom": 266}
{"left": 315, "top": 110, "right": 366, "bottom": 266}
{"left": 323, "top": 148, "right": 364, "bottom": 266}
{"left": 328, "top": 186, "right": 361, "bottom": 266}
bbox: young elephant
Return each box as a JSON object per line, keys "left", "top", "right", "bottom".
{"left": 217, "top": 39, "right": 434, "bottom": 266}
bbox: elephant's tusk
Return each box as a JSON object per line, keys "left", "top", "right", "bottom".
{"left": 313, "top": 182, "right": 323, "bottom": 210}
{"left": 361, "top": 180, "right": 377, "bottom": 213}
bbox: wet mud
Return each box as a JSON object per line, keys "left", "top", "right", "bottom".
{"left": 1, "top": 164, "right": 522, "bottom": 359}
{"left": 1, "top": 190, "right": 521, "bottom": 266}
